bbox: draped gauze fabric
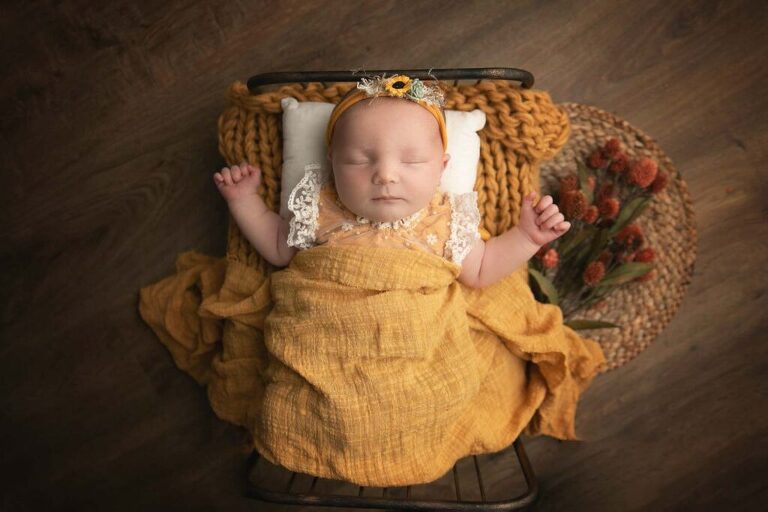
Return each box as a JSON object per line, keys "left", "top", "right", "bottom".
{"left": 138, "top": 244, "right": 606, "bottom": 487}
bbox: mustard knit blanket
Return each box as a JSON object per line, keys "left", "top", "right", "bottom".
{"left": 138, "top": 244, "right": 606, "bottom": 487}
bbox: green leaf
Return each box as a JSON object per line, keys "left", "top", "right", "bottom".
{"left": 576, "top": 160, "right": 594, "bottom": 204}
{"left": 624, "top": 196, "right": 652, "bottom": 227}
{"left": 564, "top": 319, "right": 622, "bottom": 330}
{"left": 596, "top": 262, "right": 654, "bottom": 287}
{"left": 559, "top": 225, "right": 594, "bottom": 257}
{"left": 584, "top": 228, "right": 611, "bottom": 266}
{"left": 609, "top": 196, "right": 650, "bottom": 236}
{"left": 528, "top": 268, "right": 559, "bottom": 305}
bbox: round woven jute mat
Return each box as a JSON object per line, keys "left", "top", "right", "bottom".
{"left": 538, "top": 102, "right": 698, "bottom": 373}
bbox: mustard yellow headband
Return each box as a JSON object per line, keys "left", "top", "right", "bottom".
{"left": 325, "top": 74, "right": 448, "bottom": 151}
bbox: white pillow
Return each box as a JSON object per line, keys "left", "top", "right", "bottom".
{"left": 278, "top": 97, "right": 487, "bottom": 219}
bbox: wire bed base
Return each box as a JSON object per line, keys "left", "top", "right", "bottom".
{"left": 245, "top": 437, "right": 538, "bottom": 510}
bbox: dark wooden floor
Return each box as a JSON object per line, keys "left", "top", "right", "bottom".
{"left": 2, "top": 0, "right": 766, "bottom": 510}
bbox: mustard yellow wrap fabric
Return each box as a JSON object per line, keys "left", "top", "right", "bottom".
{"left": 139, "top": 242, "right": 606, "bottom": 487}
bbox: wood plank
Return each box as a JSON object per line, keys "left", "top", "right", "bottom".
{"left": 2, "top": 0, "right": 766, "bottom": 510}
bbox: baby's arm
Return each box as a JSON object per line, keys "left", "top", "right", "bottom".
{"left": 458, "top": 192, "right": 571, "bottom": 288}
{"left": 213, "top": 162, "right": 298, "bottom": 267}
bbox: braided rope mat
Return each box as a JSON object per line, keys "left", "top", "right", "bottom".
{"left": 540, "top": 103, "right": 698, "bottom": 372}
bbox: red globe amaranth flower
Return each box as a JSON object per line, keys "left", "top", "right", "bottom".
{"left": 598, "top": 249, "right": 612, "bottom": 265}
{"left": 636, "top": 268, "right": 657, "bottom": 282}
{"left": 616, "top": 224, "right": 644, "bottom": 249}
{"left": 586, "top": 175, "right": 596, "bottom": 191}
{"left": 582, "top": 260, "right": 606, "bottom": 286}
{"left": 634, "top": 247, "right": 655, "bottom": 262}
{"left": 603, "top": 138, "right": 622, "bottom": 158}
{"left": 562, "top": 190, "right": 588, "bottom": 220}
{"left": 588, "top": 149, "right": 607, "bottom": 169}
{"left": 542, "top": 248, "right": 559, "bottom": 269}
{"left": 583, "top": 205, "right": 599, "bottom": 224}
{"left": 597, "top": 182, "right": 615, "bottom": 201}
{"left": 609, "top": 152, "right": 629, "bottom": 173}
{"left": 597, "top": 197, "right": 620, "bottom": 219}
{"left": 627, "top": 158, "right": 658, "bottom": 188}
{"left": 651, "top": 170, "right": 668, "bottom": 194}
{"left": 535, "top": 245, "right": 549, "bottom": 259}
{"left": 559, "top": 174, "right": 578, "bottom": 194}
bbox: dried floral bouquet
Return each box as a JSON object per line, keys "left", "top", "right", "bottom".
{"left": 528, "top": 138, "right": 669, "bottom": 331}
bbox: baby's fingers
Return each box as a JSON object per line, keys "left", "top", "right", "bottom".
{"left": 542, "top": 212, "right": 565, "bottom": 230}
{"left": 534, "top": 194, "right": 553, "bottom": 213}
{"left": 219, "top": 167, "right": 234, "bottom": 185}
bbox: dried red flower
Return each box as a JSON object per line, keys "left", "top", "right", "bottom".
{"left": 559, "top": 174, "right": 579, "bottom": 195}
{"left": 597, "top": 197, "right": 620, "bottom": 219}
{"left": 603, "top": 138, "right": 622, "bottom": 158}
{"left": 597, "top": 182, "right": 615, "bottom": 201}
{"left": 583, "top": 205, "right": 599, "bottom": 224}
{"left": 616, "top": 224, "right": 644, "bottom": 248}
{"left": 582, "top": 260, "right": 606, "bottom": 286}
{"left": 562, "top": 190, "right": 588, "bottom": 220}
{"left": 627, "top": 158, "right": 658, "bottom": 188}
{"left": 609, "top": 152, "right": 629, "bottom": 173}
{"left": 651, "top": 170, "right": 668, "bottom": 194}
{"left": 634, "top": 247, "right": 655, "bottom": 262}
{"left": 542, "top": 248, "right": 559, "bottom": 269}
{"left": 588, "top": 149, "right": 607, "bottom": 169}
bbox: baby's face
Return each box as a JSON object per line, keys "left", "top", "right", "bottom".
{"left": 327, "top": 97, "right": 450, "bottom": 223}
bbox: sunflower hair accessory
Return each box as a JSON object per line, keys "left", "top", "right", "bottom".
{"left": 325, "top": 74, "right": 448, "bottom": 151}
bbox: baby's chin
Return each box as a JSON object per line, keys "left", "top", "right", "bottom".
{"left": 356, "top": 201, "right": 420, "bottom": 222}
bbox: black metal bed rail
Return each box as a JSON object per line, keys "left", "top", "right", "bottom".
{"left": 246, "top": 67, "right": 535, "bottom": 92}
{"left": 245, "top": 437, "right": 538, "bottom": 510}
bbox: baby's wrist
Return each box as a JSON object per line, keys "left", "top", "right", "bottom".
{"left": 227, "top": 193, "right": 265, "bottom": 215}
{"left": 511, "top": 226, "right": 541, "bottom": 255}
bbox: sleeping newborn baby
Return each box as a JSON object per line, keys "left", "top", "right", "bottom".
{"left": 204, "top": 75, "right": 602, "bottom": 488}
{"left": 213, "top": 76, "right": 571, "bottom": 286}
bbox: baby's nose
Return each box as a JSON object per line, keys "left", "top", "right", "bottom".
{"left": 373, "top": 166, "right": 399, "bottom": 184}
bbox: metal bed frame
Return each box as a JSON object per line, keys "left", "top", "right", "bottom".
{"left": 243, "top": 67, "right": 539, "bottom": 510}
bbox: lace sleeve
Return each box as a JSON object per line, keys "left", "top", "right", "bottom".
{"left": 445, "top": 190, "right": 482, "bottom": 265}
{"left": 286, "top": 163, "right": 325, "bottom": 249}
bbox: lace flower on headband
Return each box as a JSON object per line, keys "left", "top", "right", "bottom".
{"left": 356, "top": 74, "right": 446, "bottom": 108}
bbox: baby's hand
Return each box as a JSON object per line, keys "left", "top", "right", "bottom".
{"left": 213, "top": 162, "right": 262, "bottom": 204}
{"left": 518, "top": 191, "right": 571, "bottom": 247}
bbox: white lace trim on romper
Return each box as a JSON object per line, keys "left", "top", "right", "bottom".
{"left": 287, "top": 162, "right": 481, "bottom": 263}
{"left": 446, "top": 190, "right": 482, "bottom": 265}
{"left": 287, "top": 163, "right": 325, "bottom": 249}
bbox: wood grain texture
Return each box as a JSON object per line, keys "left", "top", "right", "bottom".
{"left": 2, "top": 0, "right": 766, "bottom": 510}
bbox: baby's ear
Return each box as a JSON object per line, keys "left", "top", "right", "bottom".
{"left": 442, "top": 152, "right": 451, "bottom": 169}
{"left": 327, "top": 149, "right": 333, "bottom": 162}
